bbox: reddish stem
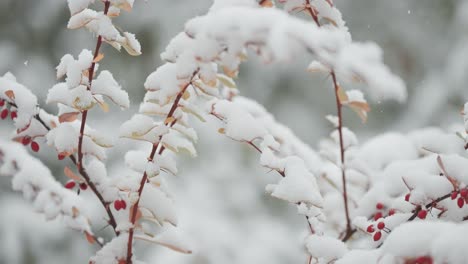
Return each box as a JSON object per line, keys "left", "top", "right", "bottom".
{"left": 331, "top": 71, "right": 352, "bottom": 238}
{"left": 75, "top": 0, "right": 119, "bottom": 234}
{"left": 126, "top": 80, "right": 194, "bottom": 264}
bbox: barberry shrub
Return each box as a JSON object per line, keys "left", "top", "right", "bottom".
{"left": 0, "top": 0, "right": 466, "bottom": 263}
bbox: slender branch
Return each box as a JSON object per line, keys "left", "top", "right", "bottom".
{"left": 74, "top": 0, "right": 119, "bottom": 234}
{"left": 301, "top": 4, "right": 353, "bottom": 239}
{"left": 126, "top": 78, "right": 195, "bottom": 264}
{"left": 331, "top": 71, "right": 352, "bottom": 238}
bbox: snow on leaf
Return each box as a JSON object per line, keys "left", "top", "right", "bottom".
{"left": 68, "top": 9, "right": 98, "bottom": 30}
{"left": 121, "top": 32, "right": 142, "bottom": 56}
{"left": 92, "top": 70, "right": 130, "bottom": 109}
{"left": 267, "top": 157, "right": 323, "bottom": 208}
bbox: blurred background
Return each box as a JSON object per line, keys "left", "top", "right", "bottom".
{"left": 0, "top": 0, "right": 466, "bottom": 263}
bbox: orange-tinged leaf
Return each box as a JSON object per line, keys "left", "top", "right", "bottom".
{"left": 164, "top": 117, "right": 175, "bottom": 125}
{"left": 349, "top": 101, "right": 370, "bottom": 112}
{"left": 98, "top": 101, "right": 110, "bottom": 113}
{"left": 182, "top": 90, "right": 190, "bottom": 100}
{"left": 336, "top": 85, "right": 348, "bottom": 104}
{"left": 59, "top": 112, "right": 80, "bottom": 123}
{"left": 218, "top": 128, "right": 225, "bottom": 134}
{"left": 64, "top": 166, "right": 82, "bottom": 182}
{"left": 5, "top": 90, "right": 15, "bottom": 100}
{"left": 72, "top": 206, "right": 79, "bottom": 217}
{"left": 84, "top": 231, "right": 95, "bottom": 244}
{"left": 93, "top": 53, "right": 105, "bottom": 63}
{"left": 260, "top": 0, "right": 274, "bottom": 7}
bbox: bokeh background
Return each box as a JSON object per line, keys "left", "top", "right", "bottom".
{"left": 0, "top": 0, "right": 466, "bottom": 263}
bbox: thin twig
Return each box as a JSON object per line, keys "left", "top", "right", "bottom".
{"left": 126, "top": 77, "right": 196, "bottom": 264}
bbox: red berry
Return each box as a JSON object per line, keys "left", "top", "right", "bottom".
{"left": 418, "top": 210, "right": 427, "bottom": 219}
{"left": 65, "top": 181, "right": 76, "bottom": 189}
{"left": 1, "top": 109, "right": 8, "bottom": 119}
{"left": 21, "top": 137, "right": 31, "bottom": 145}
{"left": 460, "top": 189, "right": 468, "bottom": 198}
{"left": 10, "top": 111, "right": 17, "bottom": 119}
{"left": 366, "top": 225, "right": 374, "bottom": 233}
{"left": 114, "top": 200, "right": 122, "bottom": 211}
{"left": 388, "top": 209, "right": 396, "bottom": 216}
{"left": 376, "top": 203, "right": 384, "bottom": 210}
{"left": 451, "top": 191, "right": 458, "bottom": 200}
{"left": 377, "top": 222, "right": 385, "bottom": 230}
{"left": 374, "top": 212, "right": 383, "bottom": 221}
{"left": 405, "top": 193, "right": 411, "bottom": 202}
{"left": 58, "top": 153, "right": 66, "bottom": 160}
{"left": 457, "top": 197, "right": 464, "bottom": 208}
{"left": 30, "top": 141, "right": 40, "bottom": 152}
{"left": 120, "top": 200, "right": 127, "bottom": 210}
{"left": 0, "top": 99, "right": 4, "bottom": 107}
{"left": 79, "top": 183, "right": 88, "bottom": 190}
{"left": 373, "top": 231, "right": 382, "bottom": 241}
{"left": 415, "top": 256, "right": 433, "bottom": 264}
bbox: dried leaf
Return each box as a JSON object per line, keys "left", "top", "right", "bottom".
{"left": 134, "top": 235, "right": 192, "bottom": 254}
{"left": 72, "top": 206, "right": 79, "bottom": 218}
{"left": 84, "top": 231, "right": 95, "bottom": 244}
{"left": 260, "top": 0, "right": 274, "bottom": 7}
{"left": 348, "top": 101, "right": 370, "bottom": 123}
{"left": 64, "top": 166, "right": 82, "bottom": 182}
{"left": 218, "top": 128, "right": 226, "bottom": 134}
{"left": 98, "top": 101, "right": 110, "bottom": 113}
{"left": 59, "top": 112, "right": 80, "bottom": 123}
{"left": 93, "top": 53, "right": 104, "bottom": 63}
{"left": 5, "top": 90, "right": 15, "bottom": 100}
{"left": 336, "top": 85, "right": 348, "bottom": 104}
{"left": 437, "top": 155, "right": 458, "bottom": 189}
{"left": 164, "top": 117, "right": 175, "bottom": 125}
{"left": 182, "top": 91, "right": 190, "bottom": 100}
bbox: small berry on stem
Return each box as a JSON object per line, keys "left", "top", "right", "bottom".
{"left": 405, "top": 193, "right": 411, "bottom": 202}
{"left": 366, "top": 225, "right": 374, "bottom": 233}
{"left": 457, "top": 197, "right": 464, "bottom": 208}
{"left": 22, "top": 137, "right": 31, "bottom": 146}
{"left": 377, "top": 222, "right": 385, "bottom": 230}
{"left": 79, "top": 183, "right": 88, "bottom": 190}
{"left": 376, "top": 203, "right": 384, "bottom": 210}
{"left": 1, "top": 109, "right": 8, "bottom": 119}
{"left": 65, "top": 180, "right": 76, "bottom": 189}
{"left": 30, "top": 141, "right": 40, "bottom": 152}
{"left": 451, "top": 191, "right": 458, "bottom": 200}
{"left": 374, "top": 212, "right": 383, "bottom": 221}
{"left": 418, "top": 210, "right": 427, "bottom": 219}
{"left": 373, "top": 231, "right": 382, "bottom": 241}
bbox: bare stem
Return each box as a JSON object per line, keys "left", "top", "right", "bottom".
{"left": 126, "top": 79, "right": 194, "bottom": 264}
{"left": 75, "top": 0, "right": 119, "bottom": 235}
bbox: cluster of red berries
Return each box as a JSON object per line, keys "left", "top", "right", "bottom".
{"left": 408, "top": 256, "right": 433, "bottom": 264}
{"left": 0, "top": 100, "right": 18, "bottom": 120}
{"left": 372, "top": 202, "right": 396, "bottom": 221}
{"left": 451, "top": 188, "right": 468, "bottom": 208}
{"left": 21, "top": 136, "right": 40, "bottom": 152}
{"left": 65, "top": 180, "right": 88, "bottom": 190}
{"left": 114, "top": 200, "right": 127, "bottom": 211}
{"left": 366, "top": 220, "right": 388, "bottom": 241}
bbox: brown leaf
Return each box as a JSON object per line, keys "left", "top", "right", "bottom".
{"left": 59, "top": 112, "right": 80, "bottom": 123}
{"left": 72, "top": 206, "right": 79, "bottom": 218}
{"left": 164, "top": 117, "right": 175, "bottom": 125}
{"left": 5, "top": 90, "right": 15, "bottom": 100}
{"left": 218, "top": 128, "right": 226, "bottom": 134}
{"left": 84, "top": 231, "right": 95, "bottom": 245}
{"left": 260, "top": 0, "right": 274, "bottom": 7}
{"left": 93, "top": 53, "right": 105, "bottom": 63}
{"left": 97, "top": 101, "right": 109, "bottom": 113}
{"left": 64, "top": 166, "right": 82, "bottom": 182}
{"left": 437, "top": 155, "right": 458, "bottom": 190}
{"left": 336, "top": 85, "right": 348, "bottom": 104}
